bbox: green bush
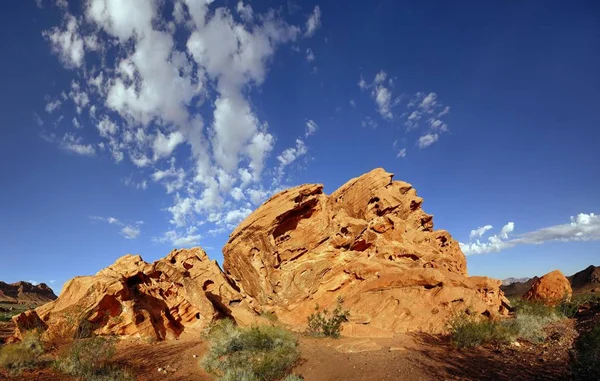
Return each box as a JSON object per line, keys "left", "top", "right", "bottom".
{"left": 449, "top": 302, "right": 564, "bottom": 348}
{"left": 55, "top": 336, "right": 133, "bottom": 381}
{"left": 202, "top": 319, "right": 300, "bottom": 381}
{"left": 449, "top": 312, "right": 510, "bottom": 348}
{"left": 572, "top": 324, "right": 600, "bottom": 380}
{"left": 0, "top": 331, "right": 45, "bottom": 375}
{"left": 307, "top": 298, "right": 349, "bottom": 338}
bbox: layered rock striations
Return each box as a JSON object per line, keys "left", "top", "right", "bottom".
{"left": 14, "top": 168, "right": 510, "bottom": 340}
{"left": 223, "top": 168, "right": 509, "bottom": 336}
{"left": 14, "top": 248, "right": 256, "bottom": 340}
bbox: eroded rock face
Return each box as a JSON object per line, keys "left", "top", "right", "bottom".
{"left": 523, "top": 270, "right": 572, "bottom": 306}
{"left": 13, "top": 248, "right": 257, "bottom": 341}
{"left": 223, "top": 168, "right": 509, "bottom": 336}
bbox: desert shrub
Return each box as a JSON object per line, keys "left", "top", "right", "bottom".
{"left": 202, "top": 319, "right": 300, "bottom": 381}
{"left": 306, "top": 298, "right": 349, "bottom": 338}
{"left": 55, "top": 335, "right": 133, "bottom": 381}
{"left": 510, "top": 299, "right": 557, "bottom": 318}
{"left": 282, "top": 375, "right": 304, "bottom": 381}
{"left": 449, "top": 312, "right": 510, "bottom": 348}
{"left": 572, "top": 324, "right": 600, "bottom": 380}
{"left": 500, "top": 312, "right": 560, "bottom": 344}
{"left": 0, "top": 331, "right": 45, "bottom": 375}
{"left": 558, "top": 294, "right": 600, "bottom": 318}
{"left": 450, "top": 300, "right": 565, "bottom": 348}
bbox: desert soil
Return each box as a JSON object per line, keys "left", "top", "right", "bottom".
{"left": 0, "top": 320, "right": 576, "bottom": 381}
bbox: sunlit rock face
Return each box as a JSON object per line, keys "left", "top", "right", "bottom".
{"left": 223, "top": 168, "right": 509, "bottom": 336}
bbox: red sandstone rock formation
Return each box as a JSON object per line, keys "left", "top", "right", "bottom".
{"left": 223, "top": 168, "right": 509, "bottom": 336}
{"left": 523, "top": 270, "right": 572, "bottom": 306}
{"left": 13, "top": 248, "right": 256, "bottom": 341}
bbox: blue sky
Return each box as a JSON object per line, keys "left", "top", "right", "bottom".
{"left": 1, "top": 0, "right": 599, "bottom": 293}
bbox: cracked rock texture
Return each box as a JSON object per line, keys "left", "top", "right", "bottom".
{"left": 223, "top": 168, "right": 509, "bottom": 336}
{"left": 14, "top": 168, "right": 510, "bottom": 340}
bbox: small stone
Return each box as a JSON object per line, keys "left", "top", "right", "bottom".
{"left": 193, "top": 354, "right": 198, "bottom": 358}
{"left": 158, "top": 368, "right": 163, "bottom": 372}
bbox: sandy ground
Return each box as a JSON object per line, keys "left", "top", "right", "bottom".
{"left": 0, "top": 320, "right": 577, "bottom": 381}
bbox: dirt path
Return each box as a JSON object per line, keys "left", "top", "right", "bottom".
{"left": 0, "top": 328, "right": 575, "bottom": 380}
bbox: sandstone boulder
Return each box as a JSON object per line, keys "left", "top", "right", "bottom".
{"left": 223, "top": 168, "right": 509, "bottom": 336}
{"left": 13, "top": 248, "right": 258, "bottom": 341}
{"left": 523, "top": 270, "right": 572, "bottom": 306}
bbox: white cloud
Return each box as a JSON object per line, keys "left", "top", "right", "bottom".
{"left": 374, "top": 70, "right": 387, "bottom": 84}
{"left": 460, "top": 214, "right": 600, "bottom": 255}
{"left": 277, "top": 139, "right": 307, "bottom": 167}
{"left": 90, "top": 216, "right": 142, "bottom": 239}
{"left": 121, "top": 225, "right": 141, "bottom": 239}
{"left": 305, "top": 120, "right": 318, "bottom": 137}
{"left": 417, "top": 133, "right": 439, "bottom": 149}
{"left": 361, "top": 116, "right": 377, "bottom": 129}
{"left": 236, "top": 1, "right": 254, "bottom": 23}
{"left": 42, "top": 0, "right": 320, "bottom": 246}
{"left": 45, "top": 99, "right": 62, "bottom": 113}
{"left": 469, "top": 225, "right": 493, "bottom": 240}
{"left": 306, "top": 48, "right": 315, "bottom": 62}
{"left": 43, "top": 13, "right": 85, "bottom": 68}
{"left": 359, "top": 71, "right": 394, "bottom": 119}
{"left": 153, "top": 226, "right": 202, "bottom": 246}
{"left": 349, "top": 99, "right": 356, "bottom": 107}
{"left": 396, "top": 148, "right": 406, "bottom": 158}
{"left": 372, "top": 85, "right": 392, "bottom": 119}
{"left": 60, "top": 133, "right": 96, "bottom": 156}
{"left": 304, "top": 6, "right": 321, "bottom": 37}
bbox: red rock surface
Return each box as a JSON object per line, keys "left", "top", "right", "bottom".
{"left": 13, "top": 248, "right": 257, "bottom": 341}
{"left": 223, "top": 168, "right": 509, "bottom": 336}
{"left": 523, "top": 269, "right": 572, "bottom": 306}
{"left": 14, "top": 168, "right": 510, "bottom": 340}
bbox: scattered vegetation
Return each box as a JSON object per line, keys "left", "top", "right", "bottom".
{"left": 572, "top": 323, "right": 600, "bottom": 380}
{"left": 306, "top": 297, "right": 349, "bottom": 338}
{"left": 557, "top": 294, "right": 600, "bottom": 318}
{"left": 54, "top": 335, "right": 134, "bottom": 381}
{"left": 449, "top": 300, "right": 564, "bottom": 348}
{"left": 0, "top": 303, "right": 33, "bottom": 322}
{"left": 0, "top": 330, "right": 45, "bottom": 375}
{"left": 202, "top": 319, "right": 301, "bottom": 381}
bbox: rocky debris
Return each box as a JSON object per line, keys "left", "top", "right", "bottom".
{"left": 223, "top": 168, "right": 509, "bottom": 336}
{"left": 523, "top": 270, "right": 572, "bottom": 306}
{"left": 0, "top": 281, "right": 57, "bottom": 305}
{"left": 13, "top": 248, "right": 258, "bottom": 341}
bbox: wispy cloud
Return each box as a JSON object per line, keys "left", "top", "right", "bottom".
{"left": 40, "top": 0, "right": 324, "bottom": 246}
{"left": 460, "top": 213, "right": 600, "bottom": 255}
{"left": 90, "top": 216, "right": 143, "bottom": 239}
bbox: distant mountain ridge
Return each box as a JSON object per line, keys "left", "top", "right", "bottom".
{"left": 0, "top": 281, "right": 57, "bottom": 305}
{"left": 502, "top": 277, "right": 531, "bottom": 286}
{"left": 501, "top": 265, "right": 599, "bottom": 298}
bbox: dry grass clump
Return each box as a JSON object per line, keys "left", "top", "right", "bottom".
{"left": 201, "top": 319, "right": 301, "bottom": 381}
{"left": 0, "top": 330, "right": 46, "bottom": 375}
{"left": 450, "top": 301, "right": 564, "bottom": 348}
{"left": 54, "top": 335, "right": 134, "bottom": 381}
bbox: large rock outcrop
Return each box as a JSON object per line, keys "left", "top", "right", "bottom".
{"left": 0, "top": 281, "right": 57, "bottom": 305}
{"left": 524, "top": 270, "right": 572, "bottom": 306}
{"left": 223, "top": 168, "right": 509, "bottom": 336}
{"left": 13, "top": 248, "right": 257, "bottom": 341}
